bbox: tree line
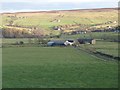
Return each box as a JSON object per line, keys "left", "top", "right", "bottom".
{"left": 2, "top": 28, "right": 44, "bottom": 38}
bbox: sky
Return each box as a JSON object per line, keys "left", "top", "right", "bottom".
{"left": 0, "top": 0, "right": 119, "bottom": 12}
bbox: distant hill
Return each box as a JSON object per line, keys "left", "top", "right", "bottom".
{"left": 1, "top": 8, "right": 118, "bottom": 14}
{"left": 1, "top": 8, "right": 118, "bottom": 37}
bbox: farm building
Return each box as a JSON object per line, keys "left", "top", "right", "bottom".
{"left": 47, "top": 40, "right": 75, "bottom": 46}
{"left": 53, "top": 26, "right": 61, "bottom": 30}
{"left": 64, "top": 40, "right": 75, "bottom": 46}
{"left": 77, "top": 39, "right": 96, "bottom": 44}
{"left": 47, "top": 40, "right": 65, "bottom": 46}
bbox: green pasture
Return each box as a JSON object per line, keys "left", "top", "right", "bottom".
{"left": 2, "top": 32, "right": 119, "bottom": 44}
{"left": 61, "top": 32, "right": 118, "bottom": 40}
{"left": 94, "top": 41, "right": 119, "bottom": 57}
{"left": 80, "top": 41, "right": 119, "bottom": 57}
{"left": 3, "top": 47, "right": 118, "bottom": 88}
{"left": 2, "top": 38, "right": 29, "bottom": 44}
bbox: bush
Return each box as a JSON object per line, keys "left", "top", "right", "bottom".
{"left": 19, "top": 41, "right": 24, "bottom": 45}
{"left": 14, "top": 41, "right": 24, "bottom": 45}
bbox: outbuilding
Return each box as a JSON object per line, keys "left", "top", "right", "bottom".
{"left": 77, "top": 38, "right": 96, "bottom": 44}
{"left": 47, "top": 40, "right": 65, "bottom": 46}
{"left": 64, "top": 40, "right": 75, "bottom": 46}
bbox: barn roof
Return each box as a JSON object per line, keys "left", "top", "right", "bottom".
{"left": 77, "top": 38, "right": 95, "bottom": 42}
{"left": 47, "top": 40, "right": 65, "bottom": 46}
{"left": 78, "top": 38, "right": 94, "bottom": 41}
{"left": 50, "top": 40, "right": 65, "bottom": 43}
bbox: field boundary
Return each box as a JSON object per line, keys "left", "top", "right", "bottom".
{"left": 75, "top": 46, "right": 119, "bottom": 61}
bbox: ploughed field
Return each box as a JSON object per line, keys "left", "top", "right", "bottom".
{"left": 3, "top": 47, "right": 118, "bottom": 88}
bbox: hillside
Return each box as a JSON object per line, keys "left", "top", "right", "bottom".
{"left": 1, "top": 8, "right": 118, "bottom": 36}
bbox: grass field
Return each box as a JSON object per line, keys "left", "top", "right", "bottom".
{"left": 79, "top": 41, "right": 119, "bottom": 57}
{"left": 93, "top": 41, "right": 119, "bottom": 57}
{"left": 2, "top": 32, "right": 119, "bottom": 43}
{"left": 61, "top": 32, "right": 118, "bottom": 40}
{"left": 3, "top": 47, "right": 118, "bottom": 88}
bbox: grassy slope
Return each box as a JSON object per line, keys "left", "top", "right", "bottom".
{"left": 15, "top": 10, "right": 118, "bottom": 27}
{"left": 1, "top": 8, "right": 118, "bottom": 35}
{"left": 3, "top": 47, "right": 118, "bottom": 88}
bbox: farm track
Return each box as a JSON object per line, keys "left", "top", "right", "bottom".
{"left": 74, "top": 46, "right": 119, "bottom": 62}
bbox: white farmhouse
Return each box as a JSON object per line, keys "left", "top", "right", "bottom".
{"left": 64, "top": 40, "right": 75, "bottom": 46}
